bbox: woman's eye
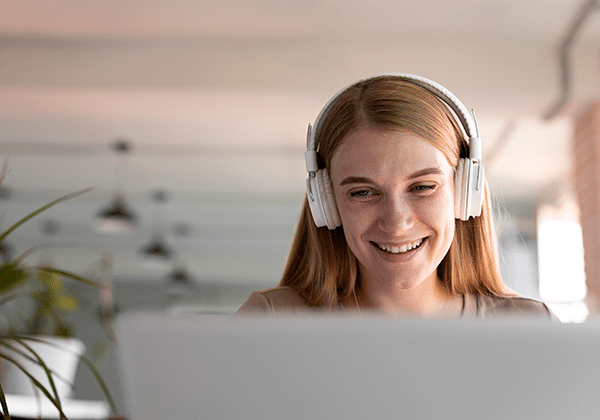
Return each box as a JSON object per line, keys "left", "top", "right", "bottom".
{"left": 349, "top": 189, "right": 374, "bottom": 198}
{"left": 412, "top": 184, "right": 436, "bottom": 193}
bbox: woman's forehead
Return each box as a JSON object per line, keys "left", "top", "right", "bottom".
{"left": 330, "top": 127, "right": 453, "bottom": 178}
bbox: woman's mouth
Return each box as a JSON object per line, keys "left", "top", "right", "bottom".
{"left": 372, "top": 238, "right": 425, "bottom": 254}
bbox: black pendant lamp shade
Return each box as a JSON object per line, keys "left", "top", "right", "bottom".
{"left": 165, "top": 223, "right": 196, "bottom": 295}
{"left": 166, "top": 267, "right": 195, "bottom": 295}
{"left": 140, "top": 237, "right": 172, "bottom": 260}
{"left": 96, "top": 194, "right": 137, "bottom": 234}
{"left": 95, "top": 140, "right": 137, "bottom": 234}
{"left": 139, "top": 189, "right": 172, "bottom": 267}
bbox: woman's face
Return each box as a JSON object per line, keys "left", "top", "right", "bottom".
{"left": 329, "top": 126, "right": 456, "bottom": 292}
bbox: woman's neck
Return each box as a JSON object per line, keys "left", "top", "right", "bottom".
{"left": 351, "top": 275, "right": 462, "bottom": 317}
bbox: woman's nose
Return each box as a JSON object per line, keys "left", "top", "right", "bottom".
{"left": 377, "top": 197, "right": 414, "bottom": 234}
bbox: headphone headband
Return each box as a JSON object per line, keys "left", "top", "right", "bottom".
{"left": 307, "top": 73, "right": 481, "bottom": 162}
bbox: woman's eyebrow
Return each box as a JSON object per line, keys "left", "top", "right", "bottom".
{"left": 406, "top": 167, "right": 444, "bottom": 180}
{"left": 340, "top": 176, "right": 373, "bottom": 186}
{"left": 339, "top": 168, "right": 444, "bottom": 186}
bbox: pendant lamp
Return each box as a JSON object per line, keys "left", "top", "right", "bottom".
{"left": 95, "top": 140, "right": 137, "bottom": 234}
{"left": 166, "top": 268, "right": 194, "bottom": 296}
{"left": 139, "top": 189, "right": 172, "bottom": 268}
{"left": 165, "top": 223, "right": 197, "bottom": 296}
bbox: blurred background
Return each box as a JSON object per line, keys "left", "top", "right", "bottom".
{"left": 0, "top": 0, "right": 599, "bottom": 413}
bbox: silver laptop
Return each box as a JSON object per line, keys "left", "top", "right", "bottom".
{"left": 115, "top": 312, "right": 600, "bottom": 420}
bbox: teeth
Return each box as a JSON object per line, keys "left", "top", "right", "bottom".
{"left": 377, "top": 239, "right": 423, "bottom": 254}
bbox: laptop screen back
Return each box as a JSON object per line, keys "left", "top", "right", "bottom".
{"left": 115, "top": 312, "right": 600, "bottom": 420}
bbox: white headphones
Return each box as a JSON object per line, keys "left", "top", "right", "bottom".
{"left": 305, "top": 73, "right": 485, "bottom": 229}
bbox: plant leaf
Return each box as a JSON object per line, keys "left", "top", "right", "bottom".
{"left": 0, "top": 337, "right": 119, "bottom": 417}
{"left": 36, "top": 266, "right": 105, "bottom": 289}
{"left": 0, "top": 262, "right": 29, "bottom": 292}
{"left": 0, "top": 339, "right": 68, "bottom": 418}
{"left": 78, "top": 354, "right": 118, "bottom": 415}
{"left": 0, "top": 187, "right": 94, "bottom": 244}
{"left": 0, "top": 381, "right": 10, "bottom": 420}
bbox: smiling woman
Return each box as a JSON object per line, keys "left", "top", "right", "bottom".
{"left": 237, "top": 73, "right": 557, "bottom": 320}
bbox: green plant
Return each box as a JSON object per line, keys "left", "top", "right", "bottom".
{"left": 0, "top": 164, "right": 118, "bottom": 419}
{"left": 0, "top": 189, "right": 101, "bottom": 337}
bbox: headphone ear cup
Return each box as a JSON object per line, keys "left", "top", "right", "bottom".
{"left": 306, "top": 175, "right": 327, "bottom": 228}
{"left": 306, "top": 169, "right": 342, "bottom": 229}
{"left": 468, "top": 162, "right": 485, "bottom": 219}
{"left": 317, "top": 168, "right": 342, "bottom": 229}
{"left": 455, "top": 158, "right": 485, "bottom": 221}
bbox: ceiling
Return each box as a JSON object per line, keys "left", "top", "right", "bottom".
{"left": 0, "top": 0, "right": 599, "bottom": 288}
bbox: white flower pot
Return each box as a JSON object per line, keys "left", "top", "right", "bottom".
{"left": 1, "top": 336, "right": 86, "bottom": 399}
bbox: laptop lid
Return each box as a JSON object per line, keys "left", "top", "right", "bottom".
{"left": 115, "top": 311, "right": 600, "bottom": 420}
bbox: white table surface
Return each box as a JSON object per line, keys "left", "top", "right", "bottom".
{"left": 1, "top": 393, "right": 110, "bottom": 419}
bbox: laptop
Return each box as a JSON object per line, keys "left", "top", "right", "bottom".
{"left": 115, "top": 311, "right": 600, "bottom": 420}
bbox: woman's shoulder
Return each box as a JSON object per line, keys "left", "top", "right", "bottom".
{"left": 235, "top": 286, "right": 310, "bottom": 315}
{"left": 464, "top": 293, "right": 560, "bottom": 321}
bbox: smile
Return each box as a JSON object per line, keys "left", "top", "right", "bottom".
{"left": 373, "top": 238, "right": 424, "bottom": 254}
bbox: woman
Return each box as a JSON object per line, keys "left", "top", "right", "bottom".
{"left": 237, "top": 73, "right": 556, "bottom": 319}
